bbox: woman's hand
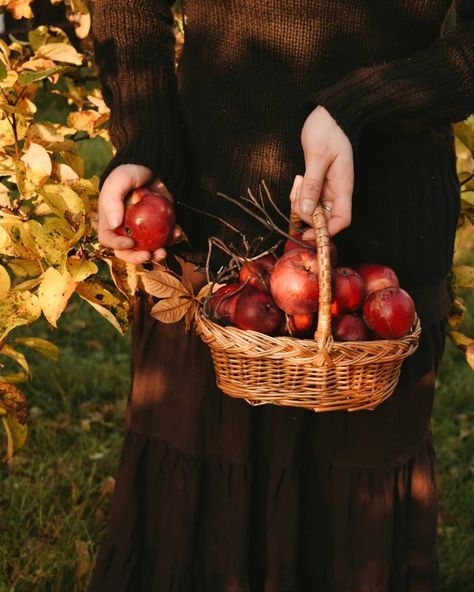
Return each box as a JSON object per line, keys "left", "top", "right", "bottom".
{"left": 98, "top": 164, "right": 176, "bottom": 265}
{"left": 291, "top": 105, "right": 354, "bottom": 238}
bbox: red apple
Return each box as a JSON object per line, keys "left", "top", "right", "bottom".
{"left": 362, "top": 287, "right": 415, "bottom": 339}
{"left": 116, "top": 188, "right": 175, "bottom": 251}
{"left": 270, "top": 248, "right": 319, "bottom": 315}
{"left": 356, "top": 263, "right": 399, "bottom": 296}
{"left": 284, "top": 229, "right": 338, "bottom": 266}
{"left": 332, "top": 314, "right": 371, "bottom": 342}
{"left": 208, "top": 283, "right": 241, "bottom": 324}
{"left": 333, "top": 267, "right": 366, "bottom": 313}
{"left": 239, "top": 253, "right": 277, "bottom": 290}
{"left": 233, "top": 286, "right": 285, "bottom": 335}
{"left": 287, "top": 312, "right": 317, "bottom": 338}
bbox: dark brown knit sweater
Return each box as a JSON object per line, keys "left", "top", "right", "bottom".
{"left": 92, "top": 0, "right": 474, "bottom": 291}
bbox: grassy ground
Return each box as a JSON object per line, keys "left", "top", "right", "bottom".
{"left": 0, "top": 293, "right": 472, "bottom": 591}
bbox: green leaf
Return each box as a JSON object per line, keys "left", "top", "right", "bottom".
{"left": 452, "top": 265, "right": 474, "bottom": 290}
{"left": 0, "top": 290, "right": 41, "bottom": 342}
{"left": 0, "top": 61, "right": 7, "bottom": 82}
{"left": 18, "top": 65, "right": 70, "bottom": 86}
{"left": 14, "top": 337, "right": 59, "bottom": 361}
{"left": 2, "top": 415, "right": 28, "bottom": 461}
{"left": 0, "top": 344, "right": 31, "bottom": 378}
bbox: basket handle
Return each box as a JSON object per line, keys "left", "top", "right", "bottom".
{"left": 289, "top": 204, "right": 334, "bottom": 363}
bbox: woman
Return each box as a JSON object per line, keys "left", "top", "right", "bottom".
{"left": 89, "top": 1, "right": 473, "bottom": 590}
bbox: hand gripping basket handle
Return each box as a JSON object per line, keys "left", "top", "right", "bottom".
{"left": 289, "top": 204, "right": 334, "bottom": 365}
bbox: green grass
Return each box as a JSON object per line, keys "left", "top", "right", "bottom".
{"left": 0, "top": 296, "right": 473, "bottom": 591}
{"left": 0, "top": 299, "right": 130, "bottom": 592}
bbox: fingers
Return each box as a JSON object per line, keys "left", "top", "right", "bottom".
{"left": 295, "top": 157, "right": 330, "bottom": 226}
{"left": 99, "top": 164, "right": 154, "bottom": 232}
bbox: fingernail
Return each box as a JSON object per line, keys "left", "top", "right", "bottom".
{"left": 301, "top": 199, "right": 314, "bottom": 215}
{"left": 108, "top": 214, "right": 122, "bottom": 229}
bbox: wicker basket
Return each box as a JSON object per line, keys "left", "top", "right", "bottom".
{"left": 194, "top": 204, "right": 421, "bottom": 412}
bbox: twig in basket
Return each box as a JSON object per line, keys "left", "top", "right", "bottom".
{"left": 216, "top": 191, "right": 315, "bottom": 250}
{"left": 175, "top": 201, "right": 247, "bottom": 243}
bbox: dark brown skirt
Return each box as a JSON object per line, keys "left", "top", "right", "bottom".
{"left": 89, "top": 286, "right": 448, "bottom": 592}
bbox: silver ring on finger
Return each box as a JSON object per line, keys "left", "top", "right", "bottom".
{"left": 322, "top": 203, "right": 333, "bottom": 213}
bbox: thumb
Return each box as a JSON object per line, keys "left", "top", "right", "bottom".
{"left": 296, "top": 157, "right": 329, "bottom": 224}
{"left": 100, "top": 164, "right": 155, "bottom": 229}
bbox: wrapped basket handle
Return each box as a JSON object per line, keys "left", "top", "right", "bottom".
{"left": 289, "top": 204, "right": 334, "bottom": 364}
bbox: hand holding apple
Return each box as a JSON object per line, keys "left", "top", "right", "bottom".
{"left": 98, "top": 164, "right": 177, "bottom": 265}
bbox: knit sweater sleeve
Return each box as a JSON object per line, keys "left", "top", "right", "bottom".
{"left": 307, "top": 1, "right": 474, "bottom": 144}
{"left": 92, "top": 0, "right": 185, "bottom": 193}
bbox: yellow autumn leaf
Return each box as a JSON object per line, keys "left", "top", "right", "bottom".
{"left": 76, "top": 280, "right": 130, "bottom": 334}
{"left": 0, "top": 290, "right": 41, "bottom": 341}
{"left": 150, "top": 296, "right": 192, "bottom": 324}
{"left": 0, "top": 264, "right": 11, "bottom": 297}
{"left": 21, "top": 142, "right": 52, "bottom": 190}
{"left": 52, "top": 161, "right": 80, "bottom": 184}
{"left": 4, "top": 0, "right": 33, "bottom": 20}
{"left": 7, "top": 259, "right": 41, "bottom": 278}
{"left": 36, "top": 43, "right": 83, "bottom": 66}
{"left": 68, "top": 9, "right": 91, "bottom": 40}
{"left": 62, "top": 152, "right": 85, "bottom": 178}
{"left": 0, "top": 69, "right": 18, "bottom": 89}
{"left": 140, "top": 269, "right": 192, "bottom": 299}
{"left": 0, "top": 119, "right": 15, "bottom": 146}
{"left": 2, "top": 415, "right": 28, "bottom": 462}
{"left": 67, "top": 110, "right": 102, "bottom": 136}
{"left": 38, "top": 267, "right": 76, "bottom": 327}
{"left": 0, "top": 218, "right": 38, "bottom": 260}
{"left": 40, "top": 184, "right": 86, "bottom": 231}
{"left": 105, "top": 257, "right": 138, "bottom": 299}
{"left": 66, "top": 257, "right": 98, "bottom": 282}
{"left": 28, "top": 217, "right": 75, "bottom": 270}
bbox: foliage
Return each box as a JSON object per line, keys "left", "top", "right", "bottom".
{"left": 0, "top": 1, "right": 136, "bottom": 460}
{"left": 450, "top": 117, "right": 474, "bottom": 369}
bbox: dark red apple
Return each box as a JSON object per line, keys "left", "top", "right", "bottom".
{"left": 116, "top": 188, "right": 175, "bottom": 251}
{"left": 362, "top": 287, "right": 415, "bottom": 339}
{"left": 284, "top": 229, "right": 338, "bottom": 266}
{"left": 233, "top": 286, "right": 285, "bottom": 335}
{"left": 239, "top": 253, "right": 277, "bottom": 290}
{"left": 332, "top": 314, "right": 371, "bottom": 342}
{"left": 287, "top": 312, "right": 317, "bottom": 338}
{"left": 356, "top": 263, "right": 399, "bottom": 296}
{"left": 270, "top": 248, "right": 319, "bottom": 315}
{"left": 208, "top": 283, "right": 241, "bottom": 324}
{"left": 333, "top": 267, "right": 366, "bottom": 313}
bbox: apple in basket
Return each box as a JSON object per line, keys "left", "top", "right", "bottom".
{"left": 284, "top": 228, "right": 338, "bottom": 266}
{"left": 233, "top": 286, "right": 285, "bottom": 335}
{"left": 239, "top": 253, "right": 277, "bottom": 290}
{"left": 270, "top": 248, "right": 319, "bottom": 315}
{"left": 332, "top": 313, "right": 371, "bottom": 342}
{"left": 287, "top": 312, "right": 317, "bottom": 338}
{"left": 208, "top": 283, "right": 242, "bottom": 323}
{"left": 332, "top": 267, "right": 366, "bottom": 313}
{"left": 116, "top": 188, "right": 175, "bottom": 251}
{"left": 362, "top": 287, "right": 415, "bottom": 339}
{"left": 356, "top": 263, "right": 399, "bottom": 296}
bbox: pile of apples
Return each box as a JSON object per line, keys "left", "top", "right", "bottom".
{"left": 208, "top": 231, "right": 416, "bottom": 341}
